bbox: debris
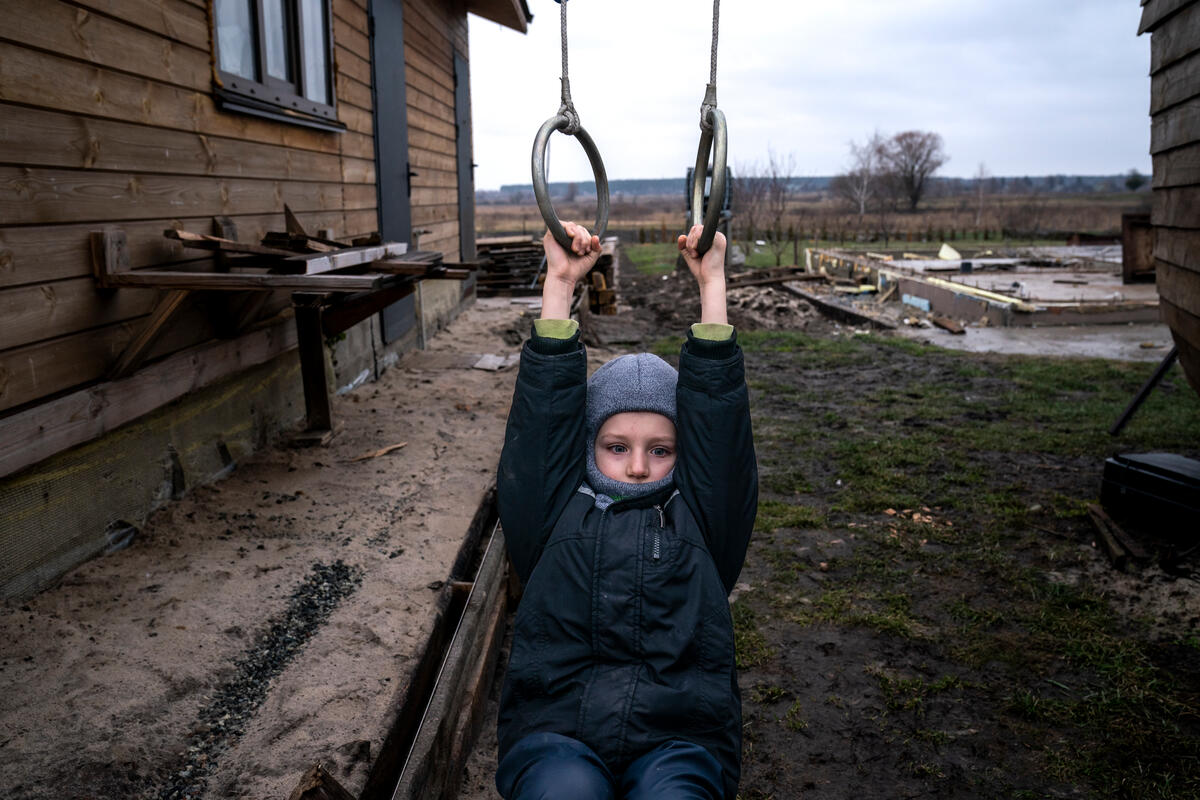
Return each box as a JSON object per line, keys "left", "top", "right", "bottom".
{"left": 938, "top": 243, "right": 962, "bottom": 261}
{"left": 931, "top": 316, "right": 966, "bottom": 335}
{"left": 287, "top": 763, "right": 357, "bottom": 800}
{"left": 472, "top": 353, "right": 520, "bottom": 372}
{"left": 348, "top": 442, "right": 408, "bottom": 462}
{"left": 875, "top": 283, "right": 898, "bottom": 304}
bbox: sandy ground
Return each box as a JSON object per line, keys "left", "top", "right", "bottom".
{"left": 0, "top": 298, "right": 538, "bottom": 800}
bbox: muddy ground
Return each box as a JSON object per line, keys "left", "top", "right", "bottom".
{"left": 461, "top": 256, "right": 1200, "bottom": 800}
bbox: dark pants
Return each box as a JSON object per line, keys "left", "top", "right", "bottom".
{"left": 496, "top": 732, "right": 724, "bottom": 800}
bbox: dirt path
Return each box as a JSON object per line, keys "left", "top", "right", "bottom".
{"left": 0, "top": 298, "right": 537, "bottom": 800}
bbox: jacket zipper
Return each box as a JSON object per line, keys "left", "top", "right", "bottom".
{"left": 652, "top": 505, "right": 664, "bottom": 561}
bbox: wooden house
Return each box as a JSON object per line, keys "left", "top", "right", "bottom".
{"left": 0, "top": 0, "right": 532, "bottom": 597}
{"left": 1139, "top": 0, "right": 1200, "bottom": 397}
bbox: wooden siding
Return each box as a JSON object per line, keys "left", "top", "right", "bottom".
{"left": 0, "top": 0, "right": 381, "bottom": 414}
{"left": 404, "top": 0, "right": 469, "bottom": 259}
{"left": 1143, "top": 0, "right": 1200, "bottom": 395}
{"left": 0, "top": 0, "right": 479, "bottom": 420}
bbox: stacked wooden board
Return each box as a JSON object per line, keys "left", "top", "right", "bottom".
{"left": 475, "top": 236, "right": 546, "bottom": 296}
{"left": 1140, "top": 0, "right": 1200, "bottom": 397}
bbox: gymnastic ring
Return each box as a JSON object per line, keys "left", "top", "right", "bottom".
{"left": 532, "top": 114, "right": 610, "bottom": 252}
{"left": 688, "top": 107, "right": 728, "bottom": 256}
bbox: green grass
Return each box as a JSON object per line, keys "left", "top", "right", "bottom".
{"left": 625, "top": 242, "right": 679, "bottom": 275}
{"left": 754, "top": 500, "right": 826, "bottom": 532}
{"left": 734, "top": 330, "right": 1200, "bottom": 797}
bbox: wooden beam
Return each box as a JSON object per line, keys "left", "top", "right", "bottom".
{"left": 0, "top": 315, "right": 298, "bottom": 479}
{"left": 107, "top": 289, "right": 191, "bottom": 379}
{"left": 287, "top": 243, "right": 409, "bottom": 275}
{"left": 368, "top": 261, "right": 469, "bottom": 279}
{"left": 98, "top": 269, "right": 403, "bottom": 292}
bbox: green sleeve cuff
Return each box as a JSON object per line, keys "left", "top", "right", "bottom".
{"left": 533, "top": 318, "right": 580, "bottom": 340}
{"left": 690, "top": 322, "right": 735, "bottom": 342}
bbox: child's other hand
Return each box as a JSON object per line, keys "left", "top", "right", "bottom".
{"left": 677, "top": 225, "right": 727, "bottom": 287}
{"left": 544, "top": 222, "right": 602, "bottom": 287}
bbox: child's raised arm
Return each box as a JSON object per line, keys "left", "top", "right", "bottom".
{"left": 676, "top": 225, "right": 728, "bottom": 326}
{"left": 541, "top": 221, "right": 602, "bottom": 320}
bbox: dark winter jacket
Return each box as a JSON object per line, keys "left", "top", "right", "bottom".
{"left": 496, "top": 327, "right": 758, "bottom": 799}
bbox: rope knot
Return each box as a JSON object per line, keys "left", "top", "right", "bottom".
{"left": 700, "top": 83, "right": 718, "bottom": 132}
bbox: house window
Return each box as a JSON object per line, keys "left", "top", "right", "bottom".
{"left": 213, "top": 0, "right": 341, "bottom": 129}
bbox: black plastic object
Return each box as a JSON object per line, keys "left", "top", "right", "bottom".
{"left": 1100, "top": 453, "right": 1200, "bottom": 538}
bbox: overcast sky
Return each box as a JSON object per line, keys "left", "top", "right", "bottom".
{"left": 465, "top": 0, "right": 1152, "bottom": 191}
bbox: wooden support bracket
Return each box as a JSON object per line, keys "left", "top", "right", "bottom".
{"left": 108, "top": 289, "right": 192, "bottom": 379}
{"left": 92, "top": 228, "right": 193, "bottom": 379}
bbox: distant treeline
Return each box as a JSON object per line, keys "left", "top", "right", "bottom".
{"left": 483, "top": 174, "right": 1143, "bottom": 202}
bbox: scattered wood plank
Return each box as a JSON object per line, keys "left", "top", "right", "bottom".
{"left": 165, "top": 228, "right": 299, "bottom": 258}
{"left": 931, "top": 316, "right": 966, "bottom": 335}
{"left": 1086, "top": 502, "right": 1151, "bottom": 565}
{"left": 287, "top": 243, "right": 409, "bottom": 276}
{"left": 1087, "top": 502, "right": 1133, "bottom": 571}
{"left": 778, "top": 284, "right": 898, "bottom": 330}
{"left": 348, "top": 442, "right": 408, "bottom": 462}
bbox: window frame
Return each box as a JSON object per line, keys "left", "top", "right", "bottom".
{"left": 212, "top": 0, "right": 343, "bottom": 132}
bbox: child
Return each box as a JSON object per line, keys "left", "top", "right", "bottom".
{"left": 495, "top": 222, "right": 757, "bottom": 800}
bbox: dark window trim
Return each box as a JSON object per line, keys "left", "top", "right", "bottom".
{"left": 212, "top": 1, "right": 342, "bottom": 131}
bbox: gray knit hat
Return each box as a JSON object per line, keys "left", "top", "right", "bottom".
{"left": 584, "top": 353, "right": 678, "bottom": 505}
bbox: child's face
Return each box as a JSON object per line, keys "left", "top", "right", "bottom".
{"left": 594, "top": 412, "right": 677, "bottom": 484}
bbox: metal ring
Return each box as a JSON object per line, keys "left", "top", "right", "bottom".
{"left": 688, "top": 107, "right": 727, "bottom": 256}
{"left": 531, "top": 114, "right": 610, "bottom": 252}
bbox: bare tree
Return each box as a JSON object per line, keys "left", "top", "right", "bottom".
{"left": 732, "top": 161, "right": 769, "bottom": 244}
{"left": 974, "top": 162, "right": 989, "bottom": 228}
{"left": 872, "top": 167, "right": 903, "bottom": 247}
{"left": 830, "top": 133, "right": 884, "bottom": 227}
{"left": 762, "top": 150, "right": 797, "bottom": 266}
{"left": 878, "top": 131, "right": 948, "bottom": 211}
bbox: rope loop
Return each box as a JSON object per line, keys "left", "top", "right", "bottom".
{"left": 558, "top": 77, "right": 581, "bottom": 136}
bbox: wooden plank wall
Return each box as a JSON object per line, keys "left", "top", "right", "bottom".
{"left": 0, "top": 0, "right": 380, "bottom": 415}
{"left": 1143, "top": 0, "right": 1200, "bottom": 395}
{"left": 404, "top": 0, "right": 469, "bottom": 260}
